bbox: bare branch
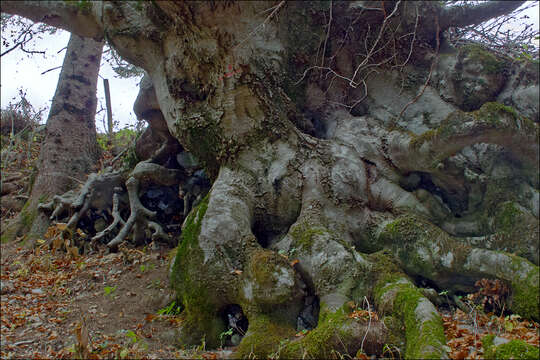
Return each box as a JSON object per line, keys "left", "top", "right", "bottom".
{"left": 40, "top": 66, "right": 61, "bottom": 75}
{"left": 439, "top": 1, "right": 526, "bottom": 31}
{"left": 350, "top": 0, "right": 402, "bottom": 88}
{"left": 233, "top": 0, "right": 285, "bottom": 51}
{"left": 320, "top": 0, "right": 333, "bottom": 70}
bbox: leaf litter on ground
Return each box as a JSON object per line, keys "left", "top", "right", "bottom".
{"left": 1, "top": 234, "right": 539, "bottom": 359}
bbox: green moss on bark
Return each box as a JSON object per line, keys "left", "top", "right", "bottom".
{"left": 280, "top": 305, "right": 361, "bottom": 359}
{"left": 461, "top": 44, "right": 506, "bottom": 74}
{"left": 509, "top": 255, "right": 539, "bottom": 321}
{"left": 169, "top": 195, "right": 225, "bottom": 347}
{"left": 289, "top": 222, "right": 328, "bottom": 252}
{"left": 373, "top": 270, "right": 447, "bottom": 359}
{"left": 234, "top": 315, "right": 296, "bottom": 359}
{"left": 395, "top": 288, "right": 446, "bottom": 359}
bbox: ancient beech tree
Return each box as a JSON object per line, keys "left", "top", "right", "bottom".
{"left": 2, "top": 1, "right": 538, "bottom": 358}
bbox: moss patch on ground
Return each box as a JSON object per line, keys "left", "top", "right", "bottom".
{"left": 482, "top": 335, "right": 539, "bottom": 359}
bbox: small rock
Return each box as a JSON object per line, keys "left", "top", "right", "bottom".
{"left": 27, "top": 315, "right": 40, "bottom": 323}
{"left": 31, "top": 288, "right": 44, "bottom": 295}
{"left": 230, "top": 334, "right": 242, "bottom": 346}
{"left": 493, "top": 336, "right": 511, "bottom": 346}
{"left": 108, "top": 269, "right": 121, "bottom": 276}
{"left": 102, "top": 253, "right": 119, "bottom": 264}
{"left": 0, "top": 281, "right": 15, "bottom": 294}
{"left": 157, "top": 329, "right": 179, "bottom": 344}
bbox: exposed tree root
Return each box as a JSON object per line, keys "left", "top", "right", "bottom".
{"left": 92, "top": 187, "right": 125, "bottom": 242}
{"left": 39, "top": 171, "right": 124, "bottom": 228}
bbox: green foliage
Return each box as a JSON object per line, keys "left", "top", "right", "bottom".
{"left": 122, "top": 146, "right": 139, "bottom": 170}
{"left": 96, "top": 128, "right": 141, "bottom": 169}
{"left": 125, "top": 330, "right": 138, "bottom": 343}
{"left": 219, "top": 327, "right": 233, "bottom": 347}
{"left": 157, "top": 300, "right": 182, "bottom": 316}
{"left": 97, "top": 128, "right": 138, "bottom": 152}
{"left": 104, "top": 286, "right": 117, "bottom": 297}
{"left": 139, "top": 263, "right": 155, "bottom": 273}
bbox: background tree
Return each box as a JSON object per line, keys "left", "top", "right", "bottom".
{"left": 2, "top": 1, "right": 538, "bottom": 358}
{"left": 2, "top": 32, "right": 104, "bottom": 243}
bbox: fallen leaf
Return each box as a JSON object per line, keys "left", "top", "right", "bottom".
{"left": 56, "top": 223, "right": 68, "bottom": 231}
{"left": 202, "top": 353, "right": 218, "bottom": 360}
{"left": 290, "top": 259, "right": 299, "bottom": 266}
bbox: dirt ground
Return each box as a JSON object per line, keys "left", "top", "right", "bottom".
{"left": 0, "top": 240, "right": 231, "bottom": 359}
{"left": 2, "top": 236, "right": 539, "bottom": 359}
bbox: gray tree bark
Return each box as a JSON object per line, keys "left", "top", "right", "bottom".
{"left": 2, "top": 1, "right": 538, "bottom": 358}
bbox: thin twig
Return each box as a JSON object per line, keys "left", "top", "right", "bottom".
{"left": 320, "top": 0, "right": 333, "bottom": 70}
{"left": 233, "top": 1, "right": 285, "bottom": 51}
{"left": 41, "top": 66, "right": 62, "bottom": 75}
{"left": 350, "top": 0, "right": 402, "bottom": 88}
{"left": 360, "top": 296, "right": 372, "bottom": 354}
{"left": 393, "top": 3, "right": 419, "bottom": 69}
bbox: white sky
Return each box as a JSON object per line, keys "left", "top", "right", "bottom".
{"left": 1, "top": 29, "right": 140, "bottom": 133}
{"left": 0, "top": 1, "right": 538, "bottom": 134}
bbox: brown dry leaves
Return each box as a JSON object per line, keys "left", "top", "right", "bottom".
{"left": 443, "top": 308, "right": 539, "bottom": 359}
{"left": 1, "top": 246, "right": 82, "bottom": 359}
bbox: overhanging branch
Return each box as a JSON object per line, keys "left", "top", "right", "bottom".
{"left": 1, "top": 0, "right": 103, "bottom": 40}
{"left": 439, "top": 1, "right": 526, "bottom": 31}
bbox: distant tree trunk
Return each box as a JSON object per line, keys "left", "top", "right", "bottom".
{"left": 2, "top": 33, "right": 103, "bottom": 243}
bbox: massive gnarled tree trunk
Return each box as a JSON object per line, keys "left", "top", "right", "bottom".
{"left": 2, "top": 1, "right": 538, "bottom": 358}
{"left": 2, "top": 32, "right": 103, "bottom": 243}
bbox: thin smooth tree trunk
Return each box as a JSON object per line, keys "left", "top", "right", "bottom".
{"left": 103, "top": 78, "right": 113, "bottom": 144}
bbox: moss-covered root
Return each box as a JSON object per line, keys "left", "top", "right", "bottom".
{"left": 482, "top": 335, "right": 540, "bottom": 359}
{"left": 278, "top": 305, "right": 388, "bottom": 359}
{"left": 235, "top": 305, "right": 388, "bottom": 359}
{"left": 398, "top": 102, "right": 539, "bottom": 171}
{"left": 234, "top": 315, "right": 296, "bottom": 359}
{"left": 379, "top": 215, "right": 540, "bottom": 321}
{"left": 464, "top": 249, "right": 539, "bottom": 321}
{"left": 374, "top": 276, "right": 448, "bottom": 359}
{"left": 0, "top": 199, "right": 39, "bottom": 244}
